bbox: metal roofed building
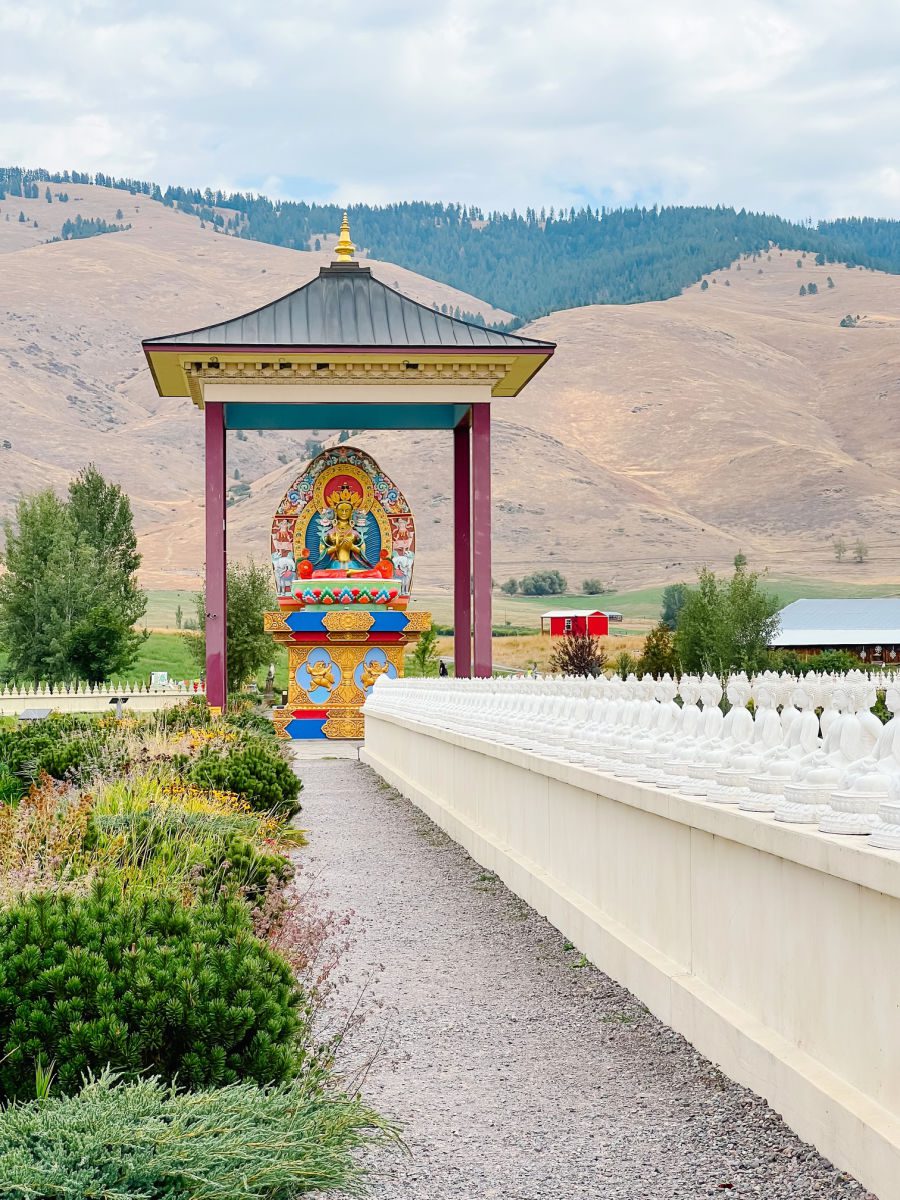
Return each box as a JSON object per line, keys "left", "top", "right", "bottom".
{"left": 770, "top": 598, "right": 900, "bottom": 663}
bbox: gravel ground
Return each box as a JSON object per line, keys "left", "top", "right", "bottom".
{"left": 298, "top": 756, "right": 876, "bottom": 1200}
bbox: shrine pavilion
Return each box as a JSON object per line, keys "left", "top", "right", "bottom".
{"left": 143, "top": 217, "right": 555, "bottom": 711}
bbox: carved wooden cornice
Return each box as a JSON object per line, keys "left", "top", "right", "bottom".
{"left": 184, "top": 360, "right": 507, "bottom": 392}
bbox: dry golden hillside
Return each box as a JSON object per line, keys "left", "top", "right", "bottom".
{"left": 1, "top": 190, "right": 898, "bottom": 592}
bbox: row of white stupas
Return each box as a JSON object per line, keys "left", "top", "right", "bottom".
{"left": 365, "top": 671, "right": 900, "bottom": 848}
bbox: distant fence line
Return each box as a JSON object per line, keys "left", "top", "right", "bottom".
{"left": 0, "top": 680, "right": 204, "bottom": 716}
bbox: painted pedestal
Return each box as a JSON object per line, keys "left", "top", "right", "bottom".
{"left": 265, "top": 607, "right": 430, "bottom": 739}
{"left": 266, "top": 445, "right": 429, "bottom": 740}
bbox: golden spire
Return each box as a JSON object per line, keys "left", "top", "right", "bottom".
{"left": 333, "top": 211, "right": 356, "bottom": 262}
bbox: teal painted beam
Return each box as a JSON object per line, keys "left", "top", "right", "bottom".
{"left": 223, "top": 402, "right": 471, "bottom": 431}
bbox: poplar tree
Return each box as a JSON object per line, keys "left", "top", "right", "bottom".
{"left": 0, "top": 469, "right": 146, "bottom": 683}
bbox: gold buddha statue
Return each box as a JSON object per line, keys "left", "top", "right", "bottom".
{"left": 318, "top": 488, "right": 372, "bottom": 571}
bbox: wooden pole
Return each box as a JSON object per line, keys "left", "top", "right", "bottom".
{"left": 453, "top": 415, "right": 472, "bottom": 677}
{"left": 204, "top": 403, "right": 227, "bottom": 712}
{"left": 471, "top": 402, "right": 492, "bottom": 677}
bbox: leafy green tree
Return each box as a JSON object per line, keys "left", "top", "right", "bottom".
{"left": 0, "top": 491, "right": 95, "bottom": 682}
{"left": 519, "top": 569, "right": 567, "bottom": 596}
{"left": 66, "top": 605, "right": 143, "bottom": 684}
{"left": 68, "top": 465, "right": 144, "bottom": 611}
{"left": 675, "top": 565, "right": 780, "bottom": 674}
{"left": 175, "top": 603, "right": 183, "bottom": 630}
{"left": 611, "top": 650, "right": 638, "bottom": 679}
{"left": 188, "top": 559, "right": 274, "bottom": 691}
{"left": 660, "top": 582, "right": 687, "bottom": 630}
{"left": 733, "top": 550, "right": 747, "bottom": 570}
{"left": 581, "top": 577, "right": 607, "bottom": 594}
{"left": 410, "top": 624, "right": 439, "bottom": 676}
{"left": 0, "top": 478, "right": 145, "bottom": 684}
{"left": 799, "top": 284, "right": 807, "bottom": 296}
{"left": 853, "top": 538, "right": 869, "bottom": 563}
{"left": 638, "top": 622, "right": 678, "bottom": 677}
{"left": 833, "top": 537, "right": 848, "bottom": 562}
{"left": 500, "top": 578, "right": 518, "bottom": 595}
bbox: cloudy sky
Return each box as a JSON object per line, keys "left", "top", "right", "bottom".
{"left": 2, "top": 0, "right": 899, "bottom": 219}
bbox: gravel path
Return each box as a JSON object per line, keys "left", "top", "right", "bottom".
{"left": 299, "top": 756, "right": 874, "bottom": 1200}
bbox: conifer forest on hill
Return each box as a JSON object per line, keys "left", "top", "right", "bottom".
{"left": 5, "top": 165, "right": 900, "bottom": 321}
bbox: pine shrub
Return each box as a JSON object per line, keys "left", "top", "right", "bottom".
{"left": 0, "top": 1070, "right": 393, "bottom": 1199}
{"left": 189, "top": 737, "right": 302, "bottom": 817}
{"left": 0, "top": 720, "right": 93, "bottom": 798}
{"left": 0, "top": 884, "right": 308, "bottom": 1100}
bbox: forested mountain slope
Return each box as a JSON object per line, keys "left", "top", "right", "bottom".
{"left": 6, "top": 166, "right": 900, "bottom": 319}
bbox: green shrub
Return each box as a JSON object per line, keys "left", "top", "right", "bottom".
{"left": 0, "top": 719, "right": 96, "bottom": 798}
{"left": 226, "top": 697, "right": 279, "bottom": 736}
{"left": 768, "top": 648, "right": 863, "bottom": 675}
{"left": 189, "top": 737, "right": 302, "bottom": 817}
{"left": 0, "top": 764, "right": 19, "bottom": 804}
{"left": 0, "top": 885, "right": 307, "bottom": 1101}
{"left": 0, "top": 1070, "right": 393, "bottom": 1199}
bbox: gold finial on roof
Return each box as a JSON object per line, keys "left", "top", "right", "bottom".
{"left": 333, "top": 211, "right": 356, "bottom": 262}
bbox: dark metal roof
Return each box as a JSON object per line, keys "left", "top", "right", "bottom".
{"left": 143, "top": 264, "right": 554, "bottom": 352}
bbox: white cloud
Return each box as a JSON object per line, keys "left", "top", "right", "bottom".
{"left": 2, "top": 0, "right": 899, "bottom": 217}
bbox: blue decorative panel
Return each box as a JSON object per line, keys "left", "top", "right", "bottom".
{"left": 284, "top": 717, "right": 328, "bottom": 740}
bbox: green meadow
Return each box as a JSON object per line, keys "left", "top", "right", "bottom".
{"left": 2, "top": 576, "right": 893, "bottom": 688}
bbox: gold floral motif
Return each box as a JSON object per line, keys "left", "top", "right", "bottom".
{"left": 272, "top": 713, "right": 293, "bottom": 739}
{"left": 403, "top": 610, "right": 433, "bottom": 632}
{"left": 326, "top": 632, "right": 371, "bottom": 642}
{"left": 323, "top": 715, "right": 365, "bottom": 739}
{"left": 263, "top": 610, "right": 290, "bottom": 632}
{"left": 322, "top": 610, "right": 375, "bottom": 632}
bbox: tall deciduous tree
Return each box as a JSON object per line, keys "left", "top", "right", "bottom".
{"left": 638, "top": 622, "right": 678, "bottom": 677}
{"left": 660, "top": 582, "right": 687, "bottom": 630}
{"left": 188, "top": 559, "right": 274, "bottom": 692}
{"left": 0, "top": 476, "right": 146, "bottom": 684}
{"left": 674, "top": 565, "right": 780, "bottom": 674}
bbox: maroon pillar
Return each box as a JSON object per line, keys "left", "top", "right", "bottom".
{"left": 204, "top": 402, "right": 227, "bottom": 711}
{"left": 453, "top": 416, "right": 472, "bottom": 677}
{"left": 471, "top": 402, "right": 492, "bottom": 677}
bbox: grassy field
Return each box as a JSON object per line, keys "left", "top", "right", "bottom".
{"left": 143, "top": 589, "right": 198, "bottom": 630}
{"left": 4, "top": 573, "right": 894, "bottom": 687}
{"left": 408, "top": 574, "right": 898, "bottom": 632}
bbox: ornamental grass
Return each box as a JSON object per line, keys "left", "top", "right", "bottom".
{"left": 0, "top": 1070, "right": 397, "bottom": 1199}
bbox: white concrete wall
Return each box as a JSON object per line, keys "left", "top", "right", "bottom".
{"left": 363, "top": 711, "right": 900, "bottom": 1200}
{"left": 0, "top": 685, "right": 201, "bottom": 716}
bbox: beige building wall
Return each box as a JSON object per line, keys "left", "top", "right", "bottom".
{"left": 363, "top": 713, "right": 900, "bottom": 1200}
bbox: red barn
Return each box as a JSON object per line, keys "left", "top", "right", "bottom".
{"left": 541, "top": 609, "right": 610, "bottom": 638}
